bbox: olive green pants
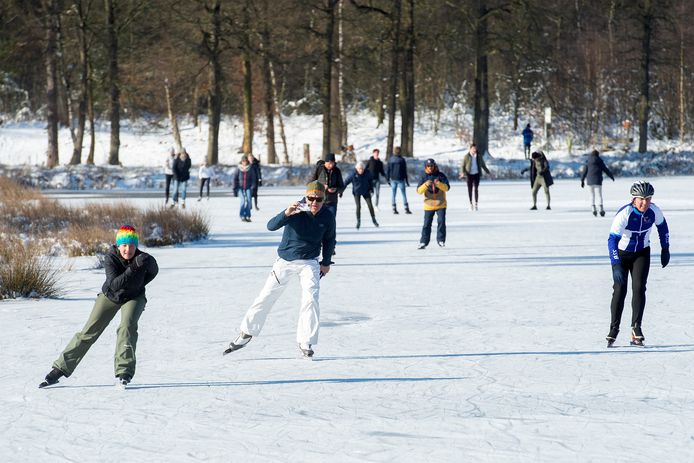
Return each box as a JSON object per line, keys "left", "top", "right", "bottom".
{"left": 53, "top": 293, "right": 146, "bottom": 379}
{"left": 531, "top": 177, "right": 551, "bottom": 207}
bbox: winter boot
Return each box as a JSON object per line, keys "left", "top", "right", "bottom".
{"left": 393, "top": 206, "right": 399, "bottom": 215}
{"left": 631, "top": 326, "right": 645, "bottom": 346}
{"left": 223, "top": 332, "right": 253, "bottom": 355}
{"left": 546, "top": 205, "right": 551, "bottom": 210}
{"left": 530, "top": 205, "right": 538, "bottom": 210}
{"left": 606, "top": 328, "right": 619, "bottom": 347}
{"left": 417, "top": 243, "right": 427, "bottom": 250}
{"left": 592, "top": 205, "right": 598, "bottom": 217}
{"left": 599, "top": 206, "right": 605, "bottom": 217}
{"left": 299, "top": 343, "right": 314, "bottom": 358}
{"left": 405, "top": 205, "right": 412, "bottom": 214}
{"left": 39, "top": 367, "right": 65, "bottom": 389}
{"left": 372, "top": 217, "right": 379, "bottom": 227}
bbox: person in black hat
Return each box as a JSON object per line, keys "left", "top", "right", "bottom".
{"left": 310, "top": 152, "right": 344, "bottom": 217}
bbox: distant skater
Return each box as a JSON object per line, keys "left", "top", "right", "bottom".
{"left": 234, "top": 156, "right": 258, "bottom": 222}
{"left": 459, "top": 143, "right": 491, "bottom": 210}
{"left": 343, "top": 161, "right": 378, "bottom": 229}
{"left": 522, "top": 124, "right": 534, "bottom": 159}
{"left": 366, "top": 148, "right": 387, "bottom": 209}
{"left": 606, "top": 181, "right": 670, "bottom": 347}
{"left": 581, "top": 149, "right": 615, "bottom": 216}
{"left": 39, "top": 225, "right": 158, "bottom": 388}
{"left": 387, "top": 146, "right": 412, "bottom": 214}
{"left": 164, "top": 148, "right": 175, "bottom": 205}
{"left": 310, "top": 152, "right": 344, "bottom": 218}
{"left": 198, "top": 159, "right": 214, "bottom": 201}
{"left": 248, "top": 152, "right": 262, "bottom": 210}
{"left": 172, "top": 149, "right": 192, "bottom": 208}
{"left": 416, "top": 159, "right": 450, "bottom": 249}
{"left": 522, "top": 151, "right": 553, "bottom": 210}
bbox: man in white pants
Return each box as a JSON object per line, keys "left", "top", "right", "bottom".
{"left": 224, "top": 181, "right": 336, "bottom": 358}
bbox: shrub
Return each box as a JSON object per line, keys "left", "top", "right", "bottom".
{"left": 0, "top": 239, "right": 61, "bottom": 299}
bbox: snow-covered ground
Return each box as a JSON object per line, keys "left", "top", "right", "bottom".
{"left": 1, "top": 113, "right": 693, "bottom": 190}
{"left": 2, "top": 176, "right": 693, "bottom": 462}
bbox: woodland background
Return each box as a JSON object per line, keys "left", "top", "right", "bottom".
{"left": 0, "top": 0, "right": 691, "bottom": 167}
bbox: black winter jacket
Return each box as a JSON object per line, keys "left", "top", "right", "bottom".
{"left": 387, "top": 155, "right": 409, "bottom": 184}
{"left": 173, "top": 156, "right": 192, "bottom": 182}
{"left": 311, "top": 161, "right": 344, "bottom": 205}
{"left": 581, "top": 153, "right": 614, "bottom": 186}
{"left": 366, "top": 157, "right": 386, "bottom": 181}
{"left": 344, "top": 169, "right": 374, "bottom": 196}
{"left": 102, "top": 245, "right": 159, "bottom": 304}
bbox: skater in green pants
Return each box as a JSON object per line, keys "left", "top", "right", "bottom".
{"left": 39, "top": 225, "right": 158, "bottom": 388}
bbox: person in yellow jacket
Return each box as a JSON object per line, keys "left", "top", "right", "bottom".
{"left": 416, "top": 159, "right": 450, "bottom": 249}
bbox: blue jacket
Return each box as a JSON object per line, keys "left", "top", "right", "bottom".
{"left": 267, "top": 208, "right": 336, "bottom": 266}
{"left": 387, "top": 155, "right": 409, "bottom": 183}
{"left": 234, "top": 165, "right": 258, "bottom": 191}
{"left": 343, "top": 169, "right": 373, "bottom": 196}
{"left": 522, "top": 126, "right": 534, "bottom": 145}
{"left": 608, "top": 203, "right": 669, "bottom": 265}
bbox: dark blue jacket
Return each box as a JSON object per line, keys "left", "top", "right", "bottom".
{"left": 581, "top": 153, "right": 614, "bottom": 186}
{"left": 234, "top": 166, "right": 258, "bottom": 191}
{"left": 343, "top": 169, "right": 373, "bottom": 196}
{"left": 522, "top": 126, "right": 534, "bottom": 145}
{"left": 267, "top": 208, "right": 336, "bottom": 266}
{"left": 311, "top": 161, "right": 344, "bottom": 205}
{"left": 387, "top": 155, "right": 409, "bottom": 184}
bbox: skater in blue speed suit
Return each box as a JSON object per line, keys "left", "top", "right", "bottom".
{"left": 606, "top": 181, "right": 670, "bottom": 347}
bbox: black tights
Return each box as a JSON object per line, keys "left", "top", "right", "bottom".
{"left": 354, "top": 194, "right": 375, "bottom": 221}
{"left": 199, "top": 178, "right": 210, "bottom": 198}
{"left": 466, "top": 173, "right": 480, "bottom": 203}
{"left": 610, "top": 247, "right": 650, "bottom": 333}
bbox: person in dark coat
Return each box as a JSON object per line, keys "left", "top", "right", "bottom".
{"left": 581, "top": 149, "right": 615, "bottom": 217}
{"left": 172, "top": 149, "right": 192, "bottom": 208}
{"left": 522, "top": 124, "right": 534, "bottom": 159}
{"left": 248, "top": 152, "right": 262, "bottom": 210}
{"left": 521, "top": 151, "right": 553, "bottom": 210}
{"left": 39, "top": 225, "right": 159, "bottom": 388}
{"left": 386, "top": 146, "right": 412, "bottom": 214}
{"left": 234, "top": 155, "right": 258, "bottom": 222}
{"left": 343, "top": 162, "right": 378, "bottom": 229}
{"left": 310, "top": 152, "right": 344, "bottom": 217}
{"left": 366, "top": 148, "right": 387, "bottom": 209}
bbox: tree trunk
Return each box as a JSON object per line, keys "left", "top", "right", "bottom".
{"left": 337, "top": 0, "right": 347, "bottom": 148}
{"left": 164, "top": 78, "right": 183, "bottom": 153}
{"left": 377, "top": 40, "right": 386, "bottom": 128}
{"left": 322, "top": 0, "right": 337, "bottom": 159}
{"left": 262, "top": 53, "right": 277, "bottom": 164}
{"left": 191, "top": 75, "right": 199, "bottom": 128}
{"left": 399, "top": 0, "right": 415, "bottom": 157}
{"left": 69, "top": 0, "right": 89, "bottom": 165}
{"left": 473, "top": 0, "right": 490, "bottom": 157}
{"left": 206, "top": 0, "right": 222, "bottom": 165}
{"left": 86, "top": 60, "right": 95, "bottom": 164}
{"left": 56, "top": 12, "right": 72, "bottom": 132}
{"left": 269, "top": 58, "right": 289, "bottom": 163}
{"left": 106, "top": 0, "right": 120, "bottom": 165}
{"left": 44, "top": 0, "right": 60, "bottom": 168}
{"left": 638, "top": 0, "right": 653, "bottom": 153}
{"left": 679, "top": 25, "right": 685, "bottom": 143}
{"left": 386, "top": 0, "right": 402, "bottom": 160}
{"left": 241, "top": 55, "right": 253, "bottom": 155}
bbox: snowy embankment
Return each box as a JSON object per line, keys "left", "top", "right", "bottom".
{"left": 2, "top": 177, "right": 694, "bottom": 461}
{"left": 1, "top": 113, "right": 693, "bottom": 189}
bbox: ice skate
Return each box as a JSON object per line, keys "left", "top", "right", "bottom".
{"left": 299, "top": 342, "right": 314, "bottom": 358}
{"left": 372, "top": 218, "right": 379, "bottom": 227}
{"left": 116, "top": 374, "right": 131, "bottom": 389}
{"left": 393, "top": 206, "right": 399, "bottom": 214}
{"left": 356, "top": 219, "right": 360, "bottom": 230}
{"left": 405, "top": 206, "right": 412, "bottom": 214}
{"left": 223, "top": 332, "right": 252, "bottom": 355}
{"left": 630, "top": 327, "right": 645, "bottom": 347}
{"left": 437, "top": 241, "right": 445, "bottom": 247}
{"left": 592, "top": 205, "right": 598, "bottom": 217}
{"left": 530, "top": 205, "right": 537, "bottom": 210}
{"left": 606, "top": 328, "right": 619, "bottom": 348}
{"left": 38, "top": 367, "right": 64, "bottom": 389}
{"left": 599, "top": 206, "right": 605, "bottom": 217}
{"left": 417, "top": 243, "right": 426, "bottom": 250}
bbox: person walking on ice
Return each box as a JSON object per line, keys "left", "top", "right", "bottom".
{"left": 522, "top": 151, "right": 553, "bottom": 210}
{"left": 606, "top": 181, "right": 670, "bottom": 347}
{"left": 343, "top": 161, "right": 379, "bottom": 229}
{"left": 580, "top": 149, "right": 615, "bottom": 216}
{"left": 224, "top": 181, "right": 337, "bottom": 358}
{"left": 416, "top": 158, "right": 450, "bottom": 249}
{"left": 38, "top": 225, "right": 159, "bottom": 388}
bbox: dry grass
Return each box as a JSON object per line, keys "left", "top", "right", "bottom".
{"left": 0, "top": 178, "right": 210, "bottom": 299}
{"left": 0, "top": 238, "right": 61, "bottom": 299}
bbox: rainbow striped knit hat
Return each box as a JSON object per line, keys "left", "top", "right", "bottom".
{"left": 116, "top": 225, "right": 139, "bottom": 247}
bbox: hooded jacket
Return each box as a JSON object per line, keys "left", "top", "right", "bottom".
{"left": 101, "top": 245, "right": 159, "bottom": 304}
{"left": 311, "top": 161, "right": 344, "bottom": 205}
{"left": 343, "top": 169, "right": 374, "bottom": 196}
{"left": 581, "top": 153, "right": 615, "bottom": 186}
{"left": 416, "top": 169, "right": 450, "bottom": 211}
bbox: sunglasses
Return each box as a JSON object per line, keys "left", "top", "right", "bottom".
{"left": 306, "top": 196, "right": 324, "bottom": 203}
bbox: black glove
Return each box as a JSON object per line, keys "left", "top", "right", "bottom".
{"left": 612, "top": 264, "right": 626, "bottom": 286}
{"left": 131, "top": 253, "right": 150, "bottom": 270}
{"left": 581, "top": 180, "right": 585, "bottom": 188}
{"left": 661, "top": 247, "right": 670, "bottom": 268}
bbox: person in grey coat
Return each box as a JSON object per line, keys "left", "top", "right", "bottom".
{"left": 581, "top": 149, "right": 615, "bottom": 217}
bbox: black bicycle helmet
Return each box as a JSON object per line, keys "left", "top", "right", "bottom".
{"left": 630, "top": 181, "right": 655, "bottom": 198}
{"left": 425, "top": 158, "right": 437, "bottom": 166}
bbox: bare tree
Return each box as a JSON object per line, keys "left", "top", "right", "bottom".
{"left": 44, "top": 0, "right": 61, "bottom": 168}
